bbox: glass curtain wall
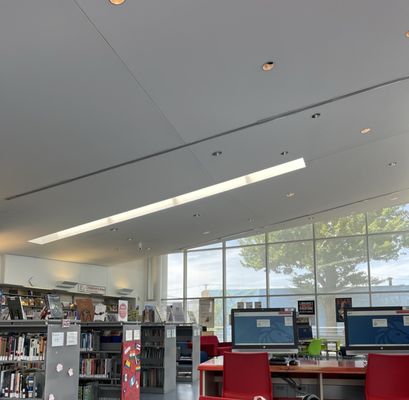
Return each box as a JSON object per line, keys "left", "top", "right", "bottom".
{"left": 162, "top": 203, "right": 409, "bottom": 341}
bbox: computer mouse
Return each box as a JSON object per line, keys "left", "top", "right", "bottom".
{"left": 289, "top": 359, "right": 299, "bottom": 366}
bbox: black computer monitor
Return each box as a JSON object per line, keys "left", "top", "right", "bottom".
{"left": 344, "top": 306, "right": 409, "bottom": 355}
{"left": 231, "top": 308, "right": 298, "bottom": 354}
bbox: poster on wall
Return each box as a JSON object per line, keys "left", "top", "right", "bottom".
{"left": 118, "top": 300, "right": 129, "bottom": 322}
{"left": 199, "top": 298, "right": 214, "bottom": 328}
{"left": 298, "top": 300, "right": 315, "bottom": 315}
{"left": 335, "top": 297, "right": 352, "bottom": 322}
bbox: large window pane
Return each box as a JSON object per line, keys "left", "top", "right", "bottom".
{"left": 316, "top": 237, "right": 368, "bottom": 293}
{"left": 187, "top": 298, "right": 223, "bottom": 340}
{"left": 187, "top": 250, "right": 222, "bottom": 298}
{"left": 315, "top": 213, "right": 366, "bottom": 238}
{"left": 269, "top": 241, "right": 314, "bottom": 294}
{"left": 189, "top": 242, "right": 222, "bottom": 251}
{"left": 226, "top": 246, "right": 266, "bottom": 296}
{"left": 369, "top": 233, "right": 409, "bottom": 291}
{"left": 268, "top": 224, "right": 313, "bottom": 242}
{"left": 228, "top": 233, "right": 265, "bottom": 247}
{"left": 162, "top": 253, "right": 184, "bottom": 299}
{"left": 225, "top": 297, "right": 267, "bottom": 341}
{"left": 371, "top": 292, "right": 409, "bottom": 307}
{"left": 367, "top": 204, "right": 409, "bottom": 233}
{"left": 317, "top": 294, "right": 370, "bottom": 341}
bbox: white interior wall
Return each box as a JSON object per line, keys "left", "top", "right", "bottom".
{"left": 0, "top": 254, "right": 147, "bottom": 307}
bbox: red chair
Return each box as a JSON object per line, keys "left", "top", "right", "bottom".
{"left": 200, "top": 351, "right": 273, "bottom": 400}
{"left": 366, "top": 353, "right": 409, "bottom": 400}
{"left": 200, "top": 335, "right": 232, "bottom": 358}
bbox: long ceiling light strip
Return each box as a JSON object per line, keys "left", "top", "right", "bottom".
{"left": 28, "top": 158, "right": 306, "bottom": 245}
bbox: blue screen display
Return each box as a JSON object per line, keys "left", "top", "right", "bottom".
{"left": 347, "top": 312, "right": 409, "bottom": 347}
{"left": 233, "top": 312, "right": 295, "bottom": 346}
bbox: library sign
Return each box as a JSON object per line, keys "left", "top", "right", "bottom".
{"left": 77, "top": 283, "right": 106, "bottom": 296}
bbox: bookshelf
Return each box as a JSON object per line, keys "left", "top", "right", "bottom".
{"left": 0, "top": 285, "right": 136, "bottom": 322}
{"left": 79, "top": 322, "right": 141, "bottom": 400}
{"left": 141, "top": 324, "right": 176, "bottom": 394}
{"left": 0, "top": 320, "right": 80, "bottom": 399}
{"left": 176, "top": 324, "right": 200, "bottom": 382}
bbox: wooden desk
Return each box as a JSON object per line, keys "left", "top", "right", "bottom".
{"left": 198, "top": 357, "right": 366, "bottom": 400}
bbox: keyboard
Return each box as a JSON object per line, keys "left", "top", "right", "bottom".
{"left": 269, "top": 356, "right": 288, "bottom": 365}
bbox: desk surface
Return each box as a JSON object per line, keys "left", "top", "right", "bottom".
{"left": 198, "top": 356, "right": 366, "bottom": 375}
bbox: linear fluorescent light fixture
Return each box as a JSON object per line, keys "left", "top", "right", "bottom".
{"left": 29, "top": 158, "right": 306, "bottom": 245}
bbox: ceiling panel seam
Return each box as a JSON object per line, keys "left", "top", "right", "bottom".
{"left": 71, "top": 0, "right": 186, "bottom": 143}
{"left": 6, "top": 74, "right": 409, "bottom": 201}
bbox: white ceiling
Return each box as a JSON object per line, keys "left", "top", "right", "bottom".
{"left": 1, "top": 0, "right": 409, "bottom": 265}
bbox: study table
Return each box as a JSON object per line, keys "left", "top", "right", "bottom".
{"left": 198, "top": 357, "right": 366, "bottom": 400}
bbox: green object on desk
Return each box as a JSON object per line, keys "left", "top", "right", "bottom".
{"left": 301, "top": 338, "right": 322, "bottom": 358}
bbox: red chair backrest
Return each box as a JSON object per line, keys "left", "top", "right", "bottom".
{"left": 223, "top": 352, "right": 272, "bottom": 400}
{"left": 200, "top": 335, "right": 220, "bottom": 358}
{"left": 366, "top": 353, "right": 409, "bottom": 399}
{"left": 201, "top": 335, "right": 220, "bottom": 346}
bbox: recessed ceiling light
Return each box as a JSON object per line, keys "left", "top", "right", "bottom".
{"left": 388, "top": 161, "right": 398, "bottom": 167}
{"left": 202, "top": 231, "right": 211, "bottom": 235}
{"left": 212, "top": 151, "right": 223, "bottom": 157}
{"left": 193, "top": 213, "right": 201, "bottom": 218}
{"left": 280, "top": 151, "right": 289, "bottom": 156}
{"left": 391, "top": 197, "right": 399, "bottom": 201}
{"left": 146, "top": 247, "right": 151, "bottom": 251}
{"left": 109, "top": 0, "right": 125, "bottom": 5}
{"left": 110, "top": 227, "right": 119, "bottom": 232}
{"left": 311, "top": 113, "right": 321, "bottom": 119}
{"left": 127, "top": 238, "right": 134, "bottom": 241}
{"left": 286, "top": 192, "right": 295, "bottom": 198}
{"left": 262, "top": 61, "right": 275, "bottom": 71}
{"left": 360, "top": 127, "right": 371, "bottom": 135}
{"left": 28, "top": 158, "right": 306, "bottom": 244}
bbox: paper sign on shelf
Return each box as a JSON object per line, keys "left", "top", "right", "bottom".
{"left": 66, "top": 331, "right": 78, "bottom": 346}
{"left": 166, "top": 329, "right": 172, "bottom": 339}
{"left": 403, "top": 316, "right": 409, "bottom": 326}
{"left": 52, "top": 332, "right": 65, "bottom": 347}
{"left": 284, "top": 317, "right": 293, "bottom": 326}
{"left": 134, "top": 329, "right": 140, "bottom": 340}
{"left": 125, "top": 330, "right": 133, "bottom": 342}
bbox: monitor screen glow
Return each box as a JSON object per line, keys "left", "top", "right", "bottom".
{"left": 345, "top": 307, "right": 409, "bottom": 355}
{"left": 231, "top": 308, "right": 298, "bottom": 353}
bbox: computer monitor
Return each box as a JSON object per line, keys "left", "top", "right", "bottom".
{"left": 344, "top": 306, "right": 409, "bottom": 355}
{"left": 231, "top": 308, "right": 298, "bottom": 354}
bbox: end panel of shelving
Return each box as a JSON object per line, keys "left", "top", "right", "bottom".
{"left": 44, "top": 323, "right": 80, "bottom": 400}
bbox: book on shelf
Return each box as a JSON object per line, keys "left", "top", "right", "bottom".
{"left": 7, "top": 297, "right": 26, "bottom": 320}
{"left": 0, "top": 333, "right": 47, "bottom": 361}
{"left": 46, "top": 294, "right": 63, "bottom": 319}
{"left": 0, "top": 368, "right": 42, "bottom": 398}
{"left": 76, "top": 298, "right": 95, "bottom": 322}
